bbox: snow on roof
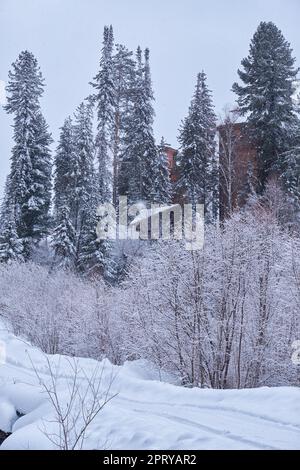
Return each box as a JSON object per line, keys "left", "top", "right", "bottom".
{"left": 129, "top": 204, "right": 180, "bottom": 226}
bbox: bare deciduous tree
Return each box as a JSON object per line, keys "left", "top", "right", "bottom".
{"left": 29, "top": 355, "right": 117, "bottom": 450}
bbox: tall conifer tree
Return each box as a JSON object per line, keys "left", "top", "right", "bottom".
{"left": 3, "top": 51, "right": 52, "bottom": 254}
{"left": 119, "top": 47, "right": 160, "bottom": 205}
{"left": 91, "top": 25, "right": 115, "bottom": 203}
{"left": 177, "top": 72, "right": 217, "bottom": 219}
{"left": 232, "top": 22, "right": 299, "bottom": 188}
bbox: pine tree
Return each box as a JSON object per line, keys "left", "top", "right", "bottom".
{"left": 53, "top": 117, "right": 77, "bottom": 222}
{"left": 141, "top": 48, "right": 163, "bottom": 202}
{"left": 85, "top": 25, "right": 118, "bottom": 277}
{"left": 53, "top": 108, "right": 97, "bottom": 271}
{"left": 119, "top": 47, "right": 159, "bottom": 205}
{"left": 151, "top": 137, "right": 172, "bottom": 204}
{"left": 119, "top": 48, "right": 142, "bottom": 203}
{"left": 3, "top": 51, "right": 52, "bottom": 253}
{"left": 232, "top": 22, "right": 299, "bottom": 188}
{"left": 0, "top": 184, "right": 24, "bottom": 264}
{"left": 281, "top": 145, "right": 300, "bottom": 204}
{"left": 0, "top": 177, "right": 12, "bottom": 233}
{"left": 77, "top": 191, "right": 109, "bottom": 277}
{"left": 0, "top": 218, "right": 24, "bottom": 264}
{"left": 91, "top": 25, "right": 115, "bottom": 203}
{"left": 73, "top": 102, "right": 95, "bottom": 232}
{"left": 177, "top": 72, "right": 217, "bottom": 218}
{"left": 112, "top": 44, "right": 135, "bottom": 206}
{"left": 78, "top": 221, "right": 107, "bottom": 277}
{"left": 51, "top": 206, "right": 76, "bottom": 269}
{"left": 23, "top": 112, "right": 52, "bottom": 239}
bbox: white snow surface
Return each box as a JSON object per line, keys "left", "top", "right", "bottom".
{"left": 0, "top": 320, "right": 299, "bottom": 450}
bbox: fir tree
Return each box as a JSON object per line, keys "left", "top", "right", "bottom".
{"left": 232, "top": 22, "right": 300, "bottom": 188}
{"left": 51, "top": 206, "right": 76, "bottom": 269}
{"left": 0, "top": 218, "right": 24, "bottom": 264}
{"left": 53, "top": 109, "right": 97, "bottom": 271}
{"left": 91, "top": 25, "right": 115, "bottom": 203}
{"left": 177, "top": 72, "right": 217, "bottom": 219}
{"left": 119, "top": 47, "right": 142, "bottom": 203}
{"left": 281, "top": 145, "right": 300, "bottom": 204}
{"left": 53, "top": 117, "right": 77, "bottom": 222}
{"left": 86, "top": 26, "right": 119, "bottom": 277}
{"left": 0, "top": 177, "right": 12, "bottom": 233}
{"left": 151, "top": 137, "right": 173, "bottom": 204}
{"left": 112, "top": 44, "right": 135, "bottom": 206}
{"left": 3, "top": 51, "right": 52, "bottom": 253}
{"left": 141, "top": 48, "right": 163, "bottom": 202}
{"left": 73, "top": 102, "right": 95, "bottom": 232}
{"left": 23, "top": 112, "right": 52, "bottom": 239}
{"left": 119, "top": 47, "right": 159, "bottom": 205}
{"left": 77, "top": 192, "right": 110, "bottom": 277}
{"left": 0, "top": 186, "right": 24, "bottom": 264}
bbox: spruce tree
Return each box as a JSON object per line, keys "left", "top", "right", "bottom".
{"left": 141, "top": 48, "right": 163, "bottom": 202}
{"left": 51, "top": 206, "right": 76, "bottom": 269}
{"left": 3, "top": 51, "right": 52, "bottom": 253}
{"left": 0, "top": 177, "right": 12, "bottom": 233}
{"left": 91, "top": 25, "right": 115, "bottom": 203}
{"left": 0, "top": 218, "right": 24, "bottom": 264}
{"left": 119, "top": 47, "right": 159, "bottom": 205}
{"left": 77, "top": 191, "right": 110, "bottom": 277}
{"left": 177, "top": 72, "right": 217, "bottom": 218}
{"left": 112, "top": 44, "right": 135, "bottom": 205}
{"left": 232, "top": 22, "right": 299, "bottom": 188}
{"left": 119, "top": 47, "right": 143, "bottom": 203}
{"left": 53, "top": 108, "right": 97, "bottom": 270}
{"left": 86, "top": 29, "right": 119, "bottom": 278}
{"left": 73, "top": 102, "right": 95, "bottom": 232}
{"left": 282, "top": 145, "right": 300, "bottom": 204}
{"left": 24, "top": 112, "right": 52, "bottom": 239}
{"left": 53, "top": 117, "right": 77, "bottom": 222}
{"left": 0, "top": 184, "right": 24, "bottom": 264}
{"left": 151, "top": 137, "right": 173, "bottom": 204}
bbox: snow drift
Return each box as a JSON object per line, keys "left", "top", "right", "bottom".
{"left": 0, "top": 320, "right": 299, "bottom": 450}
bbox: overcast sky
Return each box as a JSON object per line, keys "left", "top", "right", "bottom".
{"left": 1, "top": 0, "right": 300, "bottom": 197}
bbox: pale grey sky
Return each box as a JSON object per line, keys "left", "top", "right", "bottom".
{"left": 1, "top": 0, "right": 300, "bottom": 197}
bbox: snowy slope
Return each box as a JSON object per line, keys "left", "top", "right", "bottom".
{"left": 0, "top": 320, "right": 300, "bottom": 450}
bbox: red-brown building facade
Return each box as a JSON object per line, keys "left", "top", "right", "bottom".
{"left": 164, "top": 122, "right": 258, "bottom": 219}
{"left": 218, "top": 122, "right": 258, "bottom": 219}
{"left": 164, "top": 145, "right": 178, "bottom": 183}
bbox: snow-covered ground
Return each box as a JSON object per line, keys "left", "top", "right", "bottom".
{"left": 0, "top": 320, "right": 299, "bottom": 450}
